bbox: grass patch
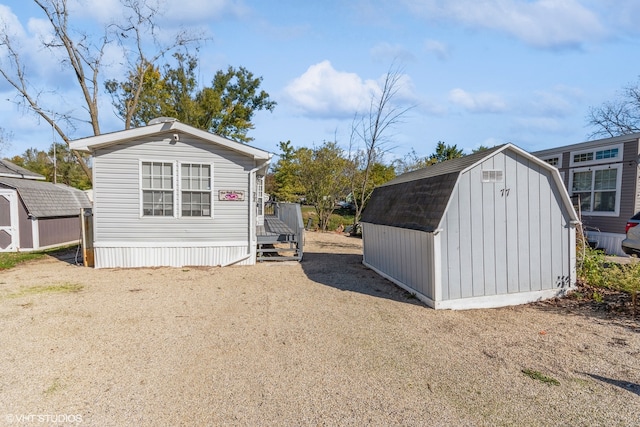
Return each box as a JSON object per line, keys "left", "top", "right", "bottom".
{"left": 522, "top": 369, "right": 560, "bottom": 386}
{"left": 4, "top": 283, "right": 84, "bottom": 299}
{"left": 301, "top": 205, "right": 355, "bottom": 231}
{"left": 43, "top": 378, "right": 63, "bottom": 396}
{"left": 0, "top": 245, "right": 76, "bottom": 270}
{"left": 0, "top": 252, "right": 47, "bottom": 269}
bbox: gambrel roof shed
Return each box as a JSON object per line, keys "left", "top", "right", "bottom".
{"left": 361, "top": 143, "right": 579, "bottom": 310}
{"left": 0, "top": 177, "right": 91, "bottom": 218}
{"left": 0, "top": 159, "right": 91, "bottom": 252}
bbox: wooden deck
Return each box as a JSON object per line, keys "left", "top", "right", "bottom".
{"left": 257, "top": 215, "right": 296, "bottom": 243}
{"left": 256, "top": 203, "right": 304, "bottom": 262}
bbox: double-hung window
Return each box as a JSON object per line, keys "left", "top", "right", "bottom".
{"left": 570, "top": 165, "right": 622, "bottom": 216}
{"left": 567, "top": 143, "right": 623, "bottom": 217}
{"left": 141, "top": 161, "right": 213, "bottom": 218}
{"left": 141, "top": 161, "right": 174, "bottom": 216}
{"left": 181, "top": 164, "right": 211, "bottom": 217}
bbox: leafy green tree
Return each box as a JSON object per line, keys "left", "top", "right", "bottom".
{"left": 295, "top": 141, "right": 350, "bottom": 231}
{"left": 105, "top": 62, "right": 171, "bottom": 129}
{"left": 348, "top": 150, "right": 395, "bottom": 211}
{"left": 428, "top": 141, "right": 464, "bottom": 164}
{"left": 107, "top": 53, "right": 276, "bottom": 142}
{"left": 472, "top": 145, "right": 493, "bottom": 154}
{"left": 8, "top": 144, "right": 91, "bottom": 189}
{"left": 270, "top": 141, "right": 305, "bottom": 202}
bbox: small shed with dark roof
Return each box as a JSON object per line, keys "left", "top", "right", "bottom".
{"left": 0, "top": 160, "right": 91, "bottom": 252}
{"left": 361, "top": 143, "right": 579, "bottom": 310}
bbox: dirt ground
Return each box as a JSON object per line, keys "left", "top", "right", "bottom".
{"left": 0, "top": 231, "right": 638, "bottom": 426}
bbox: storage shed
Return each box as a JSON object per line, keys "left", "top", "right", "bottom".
{"left": 361, "top": 144, "right": 579, "bottom": 310}
{"left": 0, "top": 160, "right": 92, "bottom": 252}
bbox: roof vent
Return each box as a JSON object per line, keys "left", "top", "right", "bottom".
{"left": 147, "top": 117, "right": 178, "bottom": 125}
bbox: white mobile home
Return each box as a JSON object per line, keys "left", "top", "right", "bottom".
{"left": 361, "top": 144, "right": 578, "bottom": 310}
{"left": 69, "top": 119, "right": 274, "bottom": 268}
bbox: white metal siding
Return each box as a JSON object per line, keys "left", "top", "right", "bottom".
{"left": 94, "top": 245, "right": 253, "bottom": 268}
{"left": 93, "top": 136, "right": 254, "bottom": 243}
{"left": 440, "top": 151, "right": 573, "bottom": 302}
{"left": 362, "top": 223, "right": 436, "bottom": 300}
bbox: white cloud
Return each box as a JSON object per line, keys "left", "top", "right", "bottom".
{"left": 403, "top": 0, "right": 606, "bottom": 48}
{"left": 424, "top": 39, "right": 450, "bottom": 60}
{"left": 283, "top": 60, "right": 380, "bottom": 118}
{"left": 0, "top": 5, "right": 26, "bottom": 38}
{"left": 526, "top": 89, "right": 575, "bottom": 117}
{"left": 449, "top": 88, "right": 508, "bottom": 113}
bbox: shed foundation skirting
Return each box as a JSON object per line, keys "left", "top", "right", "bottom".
{"left": 363, "top": 260, "right": 575, "bottom": 310}
{"left": 94, "top": 242, "right": 255, "bottom": 268}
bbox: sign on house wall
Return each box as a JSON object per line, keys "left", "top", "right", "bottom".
{"left": 218, "top": 190, "right": 245, "bottom": 201}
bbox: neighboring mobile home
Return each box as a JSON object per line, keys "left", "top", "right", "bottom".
{"left": 0, "top": 159, "right": 91, "bottom": 252}
{"left": 533, "top": 133, "right": 640, "bottom": 256}
{"left": 361, "top": 144, "right": 578, "bottom": 310}
{"left": 69, "top": 118, "right": 275, "bottom": 268}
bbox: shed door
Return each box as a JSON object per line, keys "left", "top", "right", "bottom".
{"left": 0, "top": 190, "right": 18, "bottom": 252}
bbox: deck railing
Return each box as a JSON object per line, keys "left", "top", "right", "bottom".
{"left": 273, "top": 202, "right": 304, "bottom": 233}
{"left": 258, "top": 202, "right": 304, "bottom": 261}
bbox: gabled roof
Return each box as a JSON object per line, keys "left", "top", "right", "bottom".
{"left": 0, "top": 177, "right": 91, "bottom": 218}
{"left": 69, "top": 119, "right": 272, "bottom": 161}
{"left": 361, "top": 143, "right": 577, "bottom": 232}
{"left": 0, "top": 159, "right": 45, "bottom": 180}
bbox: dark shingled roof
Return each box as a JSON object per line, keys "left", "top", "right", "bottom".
{"left": 0, "top": 177, "right": 91, "bottom": 218}
{"left": 361, "top": 145, "right": 506, "bottom": 232}
{"left": 0, "top": 159, "right": 45, "bottom": 180}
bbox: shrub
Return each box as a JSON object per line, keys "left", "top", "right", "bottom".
{"left": 576, "top": 240, "right": 607, "bottom": 288}
{"left": 607, "top": 259, "right": 640, "bottom": 316}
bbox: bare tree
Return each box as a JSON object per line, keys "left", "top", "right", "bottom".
{"left": 587, "top": 78, "right": 640, "bottom": 138}
{"left": 347, "top": 64, "right": 414, "bottom": 229}
{"left": 0, "top": 0, "right": 202, "bottom": 181}
{"left": 0, "top": 127, "right": 12, "bottom": 155}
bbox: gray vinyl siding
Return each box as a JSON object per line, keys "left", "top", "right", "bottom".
{"left": 93, "top": 136, "right": 254, "bottom": 243}
{"left": 439, "top": 151, "right": 572, "bottom": 301}
{"left": 362, "top": 223, "right": 436, "bottom": 300}
{"left": 534, "top": 138, "right": 640, "bottom": 235}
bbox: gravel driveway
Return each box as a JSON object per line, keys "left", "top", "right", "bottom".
{"left": 0, "top": 232, "right": 638, "bottom": 426}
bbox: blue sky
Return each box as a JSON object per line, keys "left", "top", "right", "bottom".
{"left": 1, "top": 0, "right": 640, "bottom": 161}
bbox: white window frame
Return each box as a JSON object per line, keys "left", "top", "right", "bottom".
{"left": 540, "top": 153, "right": 563, "bottom": 168}
{"left": 569, "top": 143, "right": 623, "bottom": 167}
{"left": 140, "top": 160, "right": 177, "bottom": 218}
{"left": 139, "top": 160, "right": 214, "bottom": 219}
{"left": 568, "top": 164, "right": 623, "bottom": 217}
{"left": 178, "top": 162, "right": 214, "bottom": 218}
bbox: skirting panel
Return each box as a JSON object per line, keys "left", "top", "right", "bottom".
{"left": 94, "top": 245, "right": 255, "bottom": 268}
{"left": 586, "top": 231, "right": 625, "bottom": 256}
